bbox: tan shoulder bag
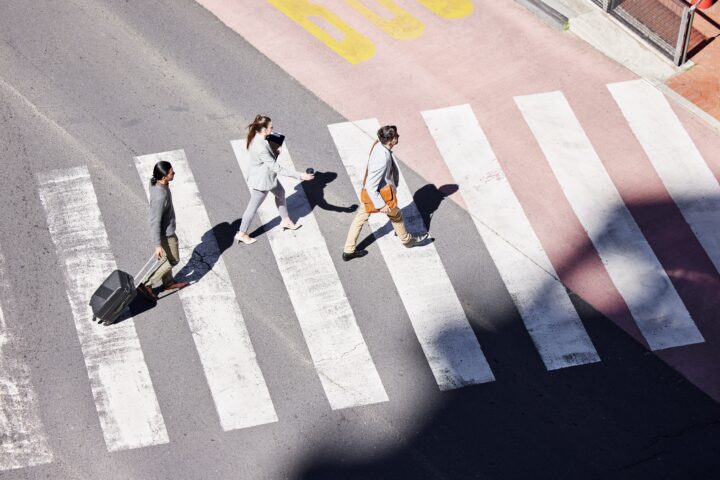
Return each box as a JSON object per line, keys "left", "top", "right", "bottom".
{"left": 360, "top": 141, "right": 398, "bottom": 213}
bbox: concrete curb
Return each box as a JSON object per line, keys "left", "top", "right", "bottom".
{"left": 659, "top": 84, "right": 720, "bottom": 133}
{"left": 532, "top": 0, "right": 719, "bottom": 132}
{"left": 515, "top": 0, "right": 569, "bottom": 30}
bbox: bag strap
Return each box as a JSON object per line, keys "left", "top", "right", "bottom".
{"left": 362, "top": 140, "right": 379, "bottom": 187}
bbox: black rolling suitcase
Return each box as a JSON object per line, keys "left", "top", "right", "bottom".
{"left": 89, "top": 256, "right": 158, "bottom": 325}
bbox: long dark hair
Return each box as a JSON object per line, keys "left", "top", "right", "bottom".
{"left": 150, "top": 161, "right": 172, "bottom": 186}
{"left": 246, "top": 115, "right": 271, "bottom": 149}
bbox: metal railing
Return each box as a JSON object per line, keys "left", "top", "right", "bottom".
{"left": 594, "top": 0, "right": 704, "bottom": 65}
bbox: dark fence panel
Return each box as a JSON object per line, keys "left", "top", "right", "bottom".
{"left": 592, "top": 0, "right": 706, "bottom": 65}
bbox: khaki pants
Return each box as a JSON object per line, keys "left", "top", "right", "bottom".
{"left": 144, "top": 234, "right": 180, "bottom": 287}
{"left": 343, "top": 203, "right": 411, "bottom": 253}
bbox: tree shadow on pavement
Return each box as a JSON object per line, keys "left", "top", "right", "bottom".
{"left": 295, "top": 195, "right": 720, "bottom": 479}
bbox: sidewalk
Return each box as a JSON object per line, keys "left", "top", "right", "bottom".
{"left": 666, "top": 2, "right": 720, "bottom": 122}
{"left": 541, "top": 0, "right": 720, "bottom": 128}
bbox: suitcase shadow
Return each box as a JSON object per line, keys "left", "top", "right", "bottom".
{"left": 110, "top": 294, "right": 157, "bottom": 325}
{"left": 110, "top": 219, "right": 243, "bottom": 325}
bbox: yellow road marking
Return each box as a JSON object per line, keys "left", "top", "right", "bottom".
{"left": 345, "top": 0, "right": 425, "bottom": 40}
{"left": 417, "top": 0, "right": 474, "bottom": 18}
{"left": 267, "top": 0, "right": 376, "bottom": 64}
{"left": 267, "top": 0, "right": 474, "bottom": 63}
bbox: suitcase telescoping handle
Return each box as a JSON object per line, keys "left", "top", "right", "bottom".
{"left": 134, "top": 255, "right": 161, "bottom": 286}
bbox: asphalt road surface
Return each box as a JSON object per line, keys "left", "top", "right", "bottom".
{"left": 0, "top": 1, "right": 718, "bottom": 479}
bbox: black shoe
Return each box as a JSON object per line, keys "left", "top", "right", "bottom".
{"left": 342, "top": 249, "right": 368, "bottom": 261}
{"left": 404, "top": 233, "right": 431, "bottom": 248}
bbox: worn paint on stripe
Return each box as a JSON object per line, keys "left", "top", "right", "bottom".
{"left": 232, "top": 140, "right": 388, "bottom": 409}
{"left": 608, "top": 80, "right": 720, "bottom": 275}
{"left": 515, "top": 92, "right": 704, "bottom": 350}
{"left": 0, "top": 243, "right": 54, "bottom": 470}
{"left": 422, "top": 104, "right": 600, "bottom": 369}
{"left": 134, "top": 151, "right": 277, "bottom": 430}
{"left": 37, "top": 166, "right": 168, "bottom": 451}
{"left": 329, "top": 119, "right": 495, "bottom": 389}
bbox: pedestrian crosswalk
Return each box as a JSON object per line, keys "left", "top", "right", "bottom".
{"left": 608, "top": 80, "right": 720, "bottom": 277}
{"left": 37, "top": 166, "right": 169, "bottom": 452}
{"left": 134, "top": 151, "right": 278, "bottom": 431}
{"left": 421, "top": 104, "right": 600, "bottom": 370}
{"left": 329, "top": 119, "right": 495, "bottom": 389}
{"left": 0, "top": 242, "right": 53, "bottom": 470}
{"left": 4, "top": 79, "right": 714, "bottom": 467}
{"left": 515, "top": 91, "right": 704, "bottom": 350}
{"left": 231, "top": 140, "right": 388, "bottom": 409}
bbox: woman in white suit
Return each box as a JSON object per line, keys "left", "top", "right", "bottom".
{"left": 235, "top": 115, "right": 314, "bottom": 245}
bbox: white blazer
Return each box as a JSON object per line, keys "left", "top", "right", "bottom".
{"left": 245, "top": 135, "right": 300, "bottom": 191}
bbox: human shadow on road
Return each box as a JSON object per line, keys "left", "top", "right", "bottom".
{"left": 302, "top": 171, "right": 358, "bottom": 214}
{"left": 116, "top": 218, "right": 242, "bottom": 324}
{"left": 173, "top": 218, "right": 242, "bottom": 284}
{"left": 355, "top": 183, "right": 454, "bottom": 251}
{"left": 413, "top": 183, "right": 458, "bottom": 232}
{"left": 294, "top": 195, "right": 720, "bottom": 479}
{"left": 249, "top": 171, "right": 357, "bottom": 238}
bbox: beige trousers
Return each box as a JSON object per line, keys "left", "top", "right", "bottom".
{"left": 144, "top": 234, "right": 180, "bottom": 287}
{"left": 343, "top": 203, "right": 411, "bottom": 253}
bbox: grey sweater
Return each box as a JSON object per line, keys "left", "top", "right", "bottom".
{"left": 149, "top": 184, "right": 176, "bottom": 246}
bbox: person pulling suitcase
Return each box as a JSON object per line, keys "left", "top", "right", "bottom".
{"left": 136, "top": 160, "right": 189, "bottom": 301}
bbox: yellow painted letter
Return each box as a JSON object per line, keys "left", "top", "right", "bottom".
{"left": 267, "top": 0, "right": 376, "bottom": 64}
{"left": 416, "top": 0, "right": 474, "bottom": 19}
{"left": 345, "top": 0, "right": 425, "bottom": 40}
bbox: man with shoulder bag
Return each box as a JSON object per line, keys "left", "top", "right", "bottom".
{"left": 342, "top": 125, "right": 429, "bottom": 261}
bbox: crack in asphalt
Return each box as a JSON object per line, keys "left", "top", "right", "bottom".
{"left": 643, "top": 418, "right": 720, "bottom": 450}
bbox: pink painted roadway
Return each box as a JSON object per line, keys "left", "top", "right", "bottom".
{"left": 197, "top": 0, "right": 720, "bottom": 400}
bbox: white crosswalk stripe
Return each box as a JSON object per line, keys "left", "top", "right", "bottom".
{"left": 608, "top": 79, "right": 720, "bottom": 275}
{"left": 329, "top": 119, "right": 496, "bottom": 390}
{"left": 232, "top": 140, "right": 389, "bottom": 409}
{"left": 14, "top": 80, "right": 714, "bottom": 468}
{"left": 0, "top": 242, "right": 54, "bottom": 470}
{"left": 515, "top": 91, "right": 704, "bottom": 350}
{"left": 37, "top": 166, "right": 169, "bottom": 451}
{"left": 422, "top": 104, "right": 600, "bottom": 369}
{"left": 134, "top": 150, "right": 278, "bottom": 431}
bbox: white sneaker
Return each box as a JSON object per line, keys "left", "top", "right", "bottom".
{"left": 235, "top": 233, "right": 257, "bottom": 245}
{"left": 403, "top": 233, "right": 430, "bottom": 248}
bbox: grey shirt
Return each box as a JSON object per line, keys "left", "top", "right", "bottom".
{"left": 149, "top": 183, "right": 176, "bottom": 246}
